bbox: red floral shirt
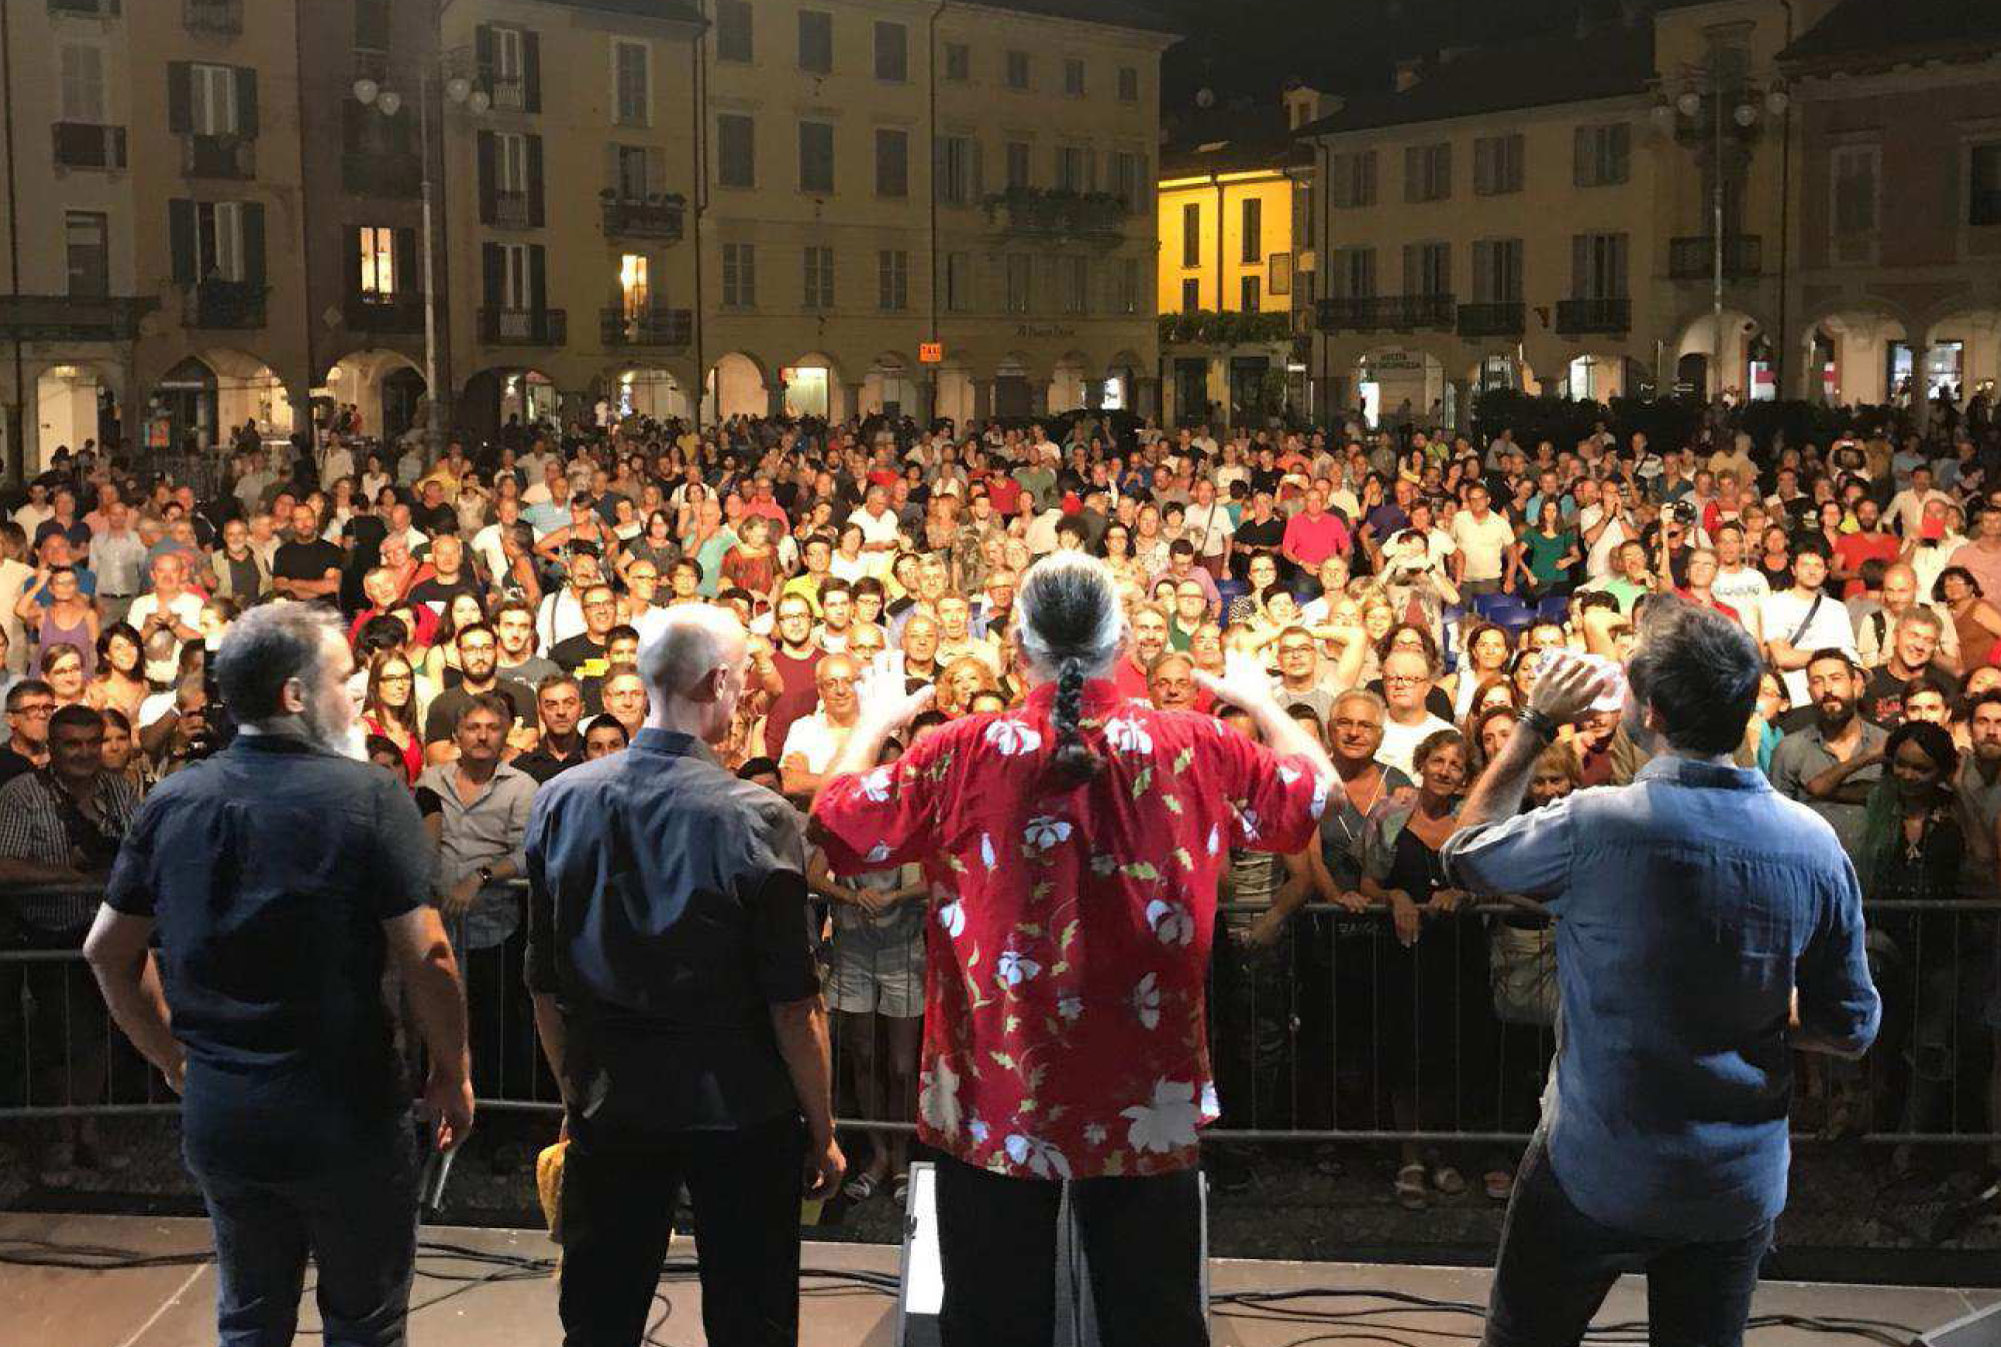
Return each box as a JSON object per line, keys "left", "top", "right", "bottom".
{"left": 811, "top": 679, "right": 1323, "bottom": 1180}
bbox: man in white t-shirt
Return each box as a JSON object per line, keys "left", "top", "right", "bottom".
{"left": 779, "top": 652, "right": 862, "bottom": 798}
{"left": 1449, "top": 484, "right": 1515, "bottom": 597}
{"left": 1576, "top": 479, "right": 1635, "bottom": 581}
{"left": 470, "top": 498, "right": 528, "bottom": 583}
{"left": 849, "top": 486, "right": 903, "bottom": 580}
{"left": 1180, "top": 479, "right": 1234, "bottom": 578}
{"left": 1761, "top": 548, "right": 1860, "bottom": 706}
{"left": 1375, "top": 649, "right": 1453, "bottom": 779}
{"left": 126, "top": 553, "right": 206, "bottom": 652}
{"left": 1707, "top": 522, "right": 1771, "bottom": 644}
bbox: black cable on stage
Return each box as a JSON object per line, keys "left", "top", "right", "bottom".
{"left": 0, "top": 1238, "right": 1926, "bottom": 1346}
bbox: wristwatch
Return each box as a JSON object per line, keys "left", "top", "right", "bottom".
{"left": 475, "top": 865, "right": 495, "bottom": 887}
{"left": 1517, "top": 707, "right": 1560, "bottom": 744}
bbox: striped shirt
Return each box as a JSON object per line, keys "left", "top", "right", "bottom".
{"left": 0, "top": 769, "right": 140, "bottom": 934}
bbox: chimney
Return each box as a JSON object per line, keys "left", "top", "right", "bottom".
{"left": 1394, "top": 57, "right": 1423, "bottom": 93}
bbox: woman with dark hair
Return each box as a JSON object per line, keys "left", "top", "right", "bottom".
{"left": 1756, "top": 525, "right": 1794, "bottom": 592}
{"left": 1937, "top": 566, "right": 2001, "bottom": 670}
{"left": 1803, "top": 719, "right": 1966, "bottom": 1168}
{"left": 810, "top": 552, "right": 1336, "bottom": 1347}
{"left": 361, "top": 650, "right": 423, "bottom": 783}
{"left": 87, "top": 622, "right": 148, "bottom": 720}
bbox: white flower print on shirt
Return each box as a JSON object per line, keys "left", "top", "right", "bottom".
{"left": 859, "top": 766, "right": 893, "bottom": 802}
{"left": 1004, "top": 1131, "right": 1073, "bottom": 1180}
{"left": 1200, "top": 1081, "right": 1221, "bottom": 1122}
{"left": 1104, "top": 716, "right": 1154, "bottom": 756}
{"left": 1206, "top": 824, "right": 1221, "bottom": 857}
{"left": 997, "top": 949, "right": 1042, "bottom": 986}
{"left": 920, "top": 1061, "right": 964, "bottom": 1137}
{"left": 1084, "top": 1123, "right": 1108, "bottom": 1147}
{"left": 1024, "top": 816, "right": 1072, "bottom": 852}
{"left": 866, "top": 841, "right": 892, "bottom": 864}
{"left": 1057, "top": 992, "right": 1083, "bottom": 1023}
{"left": 1131, "top": 972, "right": 1161, "bottom": 1030}
{"left": 1145, "top": 899, "right": 1196, "bottom": 947}
{"left": 968, "top": 1117, "right": 990, "bottom": 1146}
{"left": 984, "top": 719, "right": 1043, "bottom": 756}
{"left": 980, "top": 833, "right": 997, "bottom": 871}
{"left": 1121, "top": 1079, "right": 1204, "bottom": 1155}
{"left": 938, "top": 899, "right": 966, "bottom": 938}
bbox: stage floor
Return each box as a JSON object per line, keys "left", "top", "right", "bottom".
{"left": 1, "top": 1211, "right": 1994, "bottom": 1346}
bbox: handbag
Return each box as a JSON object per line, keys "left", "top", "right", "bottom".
{"left": 1489, "top": 920, "right": 1559, "bottom": 1027}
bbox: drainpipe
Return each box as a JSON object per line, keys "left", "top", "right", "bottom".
{"left": 1776, "top": 0, "right": 1795, "bottom": 397}
{"left": 927, "top": 0, "right": 944, "bottom": 425}
{"left": 2, "top": 0, "right": 24, "bottom": 483}
{"left": 691, "top": 2, "right": 708, "bottom": 428}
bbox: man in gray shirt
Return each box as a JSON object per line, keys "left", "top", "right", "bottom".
{"left": 1767, "top": 648, "right": 1885, "bottom": 867}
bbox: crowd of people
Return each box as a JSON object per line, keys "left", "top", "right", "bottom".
{"left": 2, "top": 400, "right": 1999, "bottom": 1203}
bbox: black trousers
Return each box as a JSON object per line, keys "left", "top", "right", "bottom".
{"left": 1483, "top": 1138, "right": 1772, "bottom": 1347}
{"left": 189, "top": 1134, "right": 418, "bottom": 1347}
{"left": 935, "top": 1156, "right": 1207, "bottom": 1347}
{"left": 558, "top": 1111, "right": 805, "bottom": 1347}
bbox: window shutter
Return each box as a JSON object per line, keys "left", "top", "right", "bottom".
{"left": 482, "top": 242, "right": 504, "bottom": 307}
{"left": 167, "top": 63, "right": 191, "bottom": 134}
{"left": 1404, "top": 145, "right": 1422, "bottom": 202}
{"left": 1611, "top": 234, "right": 1629, "bottom": 298}
{"left": 605, "top": 141, "right": 623, "bottom": 195}
{"left": 169, "top": 200, "right": 196, "bottom": 283}
{"left": 1474, "top": 140, "right": 1490, "bottom": 195}
{"left": 529, "top": 244, "right": 547, "bottom": 313}
{"left": 236, "top": 68, "right": 258, "bottom": 137}
{"left": 646, "top": 146, "right": 666, "bottom": 198}
{"left": 243, "top": 203, "right": 266, "bottom": 286}
{"left": 523, "top": 32, "right": 543, "bottom": 113}
{"left": 475, "top": 25, "right": 496, "bottom": 93}
{"left": 1610, "top": 124, "right": 1630, "bottom": 183}
{"left": 477, "top": 131, "right": 497, "bottom": 224}
{"left": 1472, "top": 241, "right": 1492, "bottom": 303}
{"left": 394, "top": 226, "right": 418, "bottom": 296}
{"left": 1437, "top": 144, "right": 1451, "bottom": 198}
{"left": 1438, "top": 243, "right": 1452, "bottom": 296}
{"left": 1571, "top": 234, "right": 1589, "bottom": 299}
{"left": 1573, "top": 126, "right": 1590, "bottom": 186}
{"left": 1402, "top": 242, "right": 1418, "bottom": 295}
{"left": 527, "top": 135, "right": 546, "bottom": 226}
{"left": 344, "top": 224, "right": 365, "bottom": 296}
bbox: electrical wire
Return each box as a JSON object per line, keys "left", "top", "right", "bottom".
{"left": 0, "top": 1237, "right": 1926, "bottom": 1347}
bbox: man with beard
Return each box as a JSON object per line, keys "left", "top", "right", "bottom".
{"left": 1761, "top": 547, "right": 1859, "bottom": 708}
{"left": 760, "top": 593, "right": 825, "bottom": 761}
{"left": 1956, "top": 692, "right": 2001, "bottom": 906}
{"left": 1768, "top": 649, "right": 1885, "bottom": 866}
{"left": 514, "top": 675, "right": 587, "bottom": 784}
{"left": 423, "top": 623, "right": 536, "bottom": 763}
{"left": 1111, "top": 604, "right": 1172, "bottom": 702}
{"left": 270, "top": 504, "right": 344, "bottom": 606}
{"left": 1861, "top": 610, "right": 1959, "bottom": 727}
{"left": 85, "top": 603, "right": 472, "bottom": 1346}
{"left": 493, "top": 600, "right": 560, "bottom": 688}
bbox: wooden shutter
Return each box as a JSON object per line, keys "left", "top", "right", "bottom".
{"left": 393, "top": 226, "right": 418, "bottom": 297}
{"left": 529, "top": 244, "right": 548, "bottom": 315}
{"left": 645, "top": 146, "right": 666, "bottom": 198}
{"left": 1404, "top": 145, "right": 1422, "bottom": 202}
{"left": 477, "top": 130, "right": 497, "bottom": 224}
{"left": 344, "top": 223, "right": 365, "bottom": 296}
{"left": 527, "top": 134, "right": 546, "bottom": 226}
{"left": 1571, "top": 234, "right": 1589, "bottom": 299}
{"left": 475, "top": 24, "right": 496, "bottom": 93}
{"left": 1402, "top": 243, "right": 1419, "bottom": 295}
{"left": 1573, "top": 126, "right": 1591, "bottom": 186}
{"left": 1609, "top": 124, "right": 1630, "bottom": 184}
{"left": 482, "top": 242, "right": 505, "bottom": 308}
{"left": 236, "top": 68, "right": 258, "bottom": 137}
{"left": 1473, "top": 139, "right": 1491, "bottom": 195}
{"left": 523, "top": 31, "right": 542, "bottom": 113}
{"left": 1610, "top": 234, "right": 1629, "bottom": 298}
{"left": 243, "top": 202, "right": 267, "bottom": 286}
{"left": 169, "top": 200, "right": 196, "bottom": 283}
{"left": 167, "top": 63, "right": 191, "bottom": 134}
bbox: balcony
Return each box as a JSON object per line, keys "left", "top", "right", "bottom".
{"left": 981, "top": 188, "right": 1128, "bottom": 246}
{"left": 480, "top": 307, "right": 565, "bottom": 345}
{"left": 1456, "top": 301, "right": 1525, "bottom": 339}
{"left": 51, "top": 122, "right": 127, "bottom": 171}
{"left": 346, "top": 293, "right": 425, "bottom": 334}
{"left": 601, "top": 306, "right": 692, "bottom": 349}
{"left": 182, "top": 280, "right": 266, "bottom": 330}
{"left": 342, "top": 148, "right": 422, "bottom": 198}
{"left": 488, "top": 76, "right": 527, "bottom": 112}
{"left": 1669, "top": 235, "right": 1763, "bottom": 280}
{"left": 600, "top": 195, "right": 685, "bottom": 242}
{"left": 1314, "top": 294, "right": 1455, "bottom": 332}
{"left": 0, "top": 294, "right": 154, "bottom": 341}
{"left": 492, "top": 189, "right": 531, "bottom": 228}
{"left": 184, "top": 0, "right": 241, "bottom": 35}
{"left": 1556, "top": 297, "right": 1631, "bottom": 335}
{"left": 183, "top": 132, "right": 255, "bottom": 180}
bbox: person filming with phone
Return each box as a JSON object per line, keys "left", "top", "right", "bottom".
{"left": 1441, "top": 596, "right": 1880, "bottom": 1347}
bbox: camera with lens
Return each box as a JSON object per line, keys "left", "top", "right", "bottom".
{"left": 1662, "top": 499, "right": 1698, "bottom": 529}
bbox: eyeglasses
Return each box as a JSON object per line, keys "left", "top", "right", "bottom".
{"left": 378, "top": 673, "right": 414, "bottom": 684}
{"left": 9, "top": 703, "right": 55, "bottom": 718}
{"left": 1383, "top": 674, "right": 1425, "bottom": 686}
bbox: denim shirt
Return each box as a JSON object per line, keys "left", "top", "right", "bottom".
{"left": 1442, "top": 755, "right": 1881, "bottom": 1240}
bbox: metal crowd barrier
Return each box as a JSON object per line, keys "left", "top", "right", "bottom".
{"left": 5, "top": 888, "right": 2001, "bottom": 1155}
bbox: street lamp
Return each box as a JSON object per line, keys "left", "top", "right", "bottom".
{"left": 353, "top": 58, "right": 488, "bottom": 464}
{"left": 1660, "top": 64, "right": 1789, "bottom": 400}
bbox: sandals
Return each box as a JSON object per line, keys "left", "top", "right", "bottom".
{"left": 1483, "top": 1169, "right": 1514, "bottom": 1202}
{"left": 1429, "top": 1163, "right": 1467, "bottom": 1198}
{"left": 1394, "top": 1162, "right": 1428, "bottom": 1209}
{"left": 892, "top": 1172, "right": 911, "bottom": 1206}
{"left": 843, "top": 1172, "right": 883, "bottom": 1203}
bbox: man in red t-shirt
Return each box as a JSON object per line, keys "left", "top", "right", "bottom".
{"left": 1831, "top": 499, "right": 1902, "bottom": 601}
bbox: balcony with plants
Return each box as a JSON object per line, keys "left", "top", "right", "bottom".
{"left": 1158, "top": 310, "right": 1294, "bottom": 347}
{"left": 981, "top": 187, "right": 1128, "bottom": 245}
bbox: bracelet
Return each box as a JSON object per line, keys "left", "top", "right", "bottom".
{"left": 1517, "top": 707, "right": 1560, "bottom": 744}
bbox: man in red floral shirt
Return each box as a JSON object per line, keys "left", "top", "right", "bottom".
{"left": 811, "top": 554, "right": 1335, "bottom": 1347}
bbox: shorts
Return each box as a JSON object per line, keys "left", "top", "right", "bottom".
{"left": 826, "top": 926, "right": 925, "bottom": 1019}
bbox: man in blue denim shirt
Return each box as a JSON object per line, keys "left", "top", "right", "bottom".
{"left": 1442, "top": 597, "right": 1880, "bottom": 1347}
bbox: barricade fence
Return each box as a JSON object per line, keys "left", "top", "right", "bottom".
{"left": 6, "top": 887, "right": 2000, "bottom": 1155}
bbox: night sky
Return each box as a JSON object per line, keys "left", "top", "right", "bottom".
{"left": 1153, "top": 0, "right": 1606, "bottom": 114}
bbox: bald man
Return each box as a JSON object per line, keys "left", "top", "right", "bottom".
{"left": 523, "top": 606, "right": 841, "bottom": 1347}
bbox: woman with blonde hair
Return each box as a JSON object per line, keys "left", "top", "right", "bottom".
{"left": 935, "top": 655, "right": 1000, "bottom": 717}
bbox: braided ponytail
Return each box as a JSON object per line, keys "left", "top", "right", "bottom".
{"left": 1049, "top": 655, "right": 1102, "bottom": 787}
{"left": 1017, "top": 554, "right": 1122, "bottom": 791}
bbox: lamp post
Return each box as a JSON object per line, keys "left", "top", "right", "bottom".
{"left": 1655, "top": 63, "right": 1789, "bottom": 401}
{"left": 354, "top": 62, "right": 489, "bottom": 466}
